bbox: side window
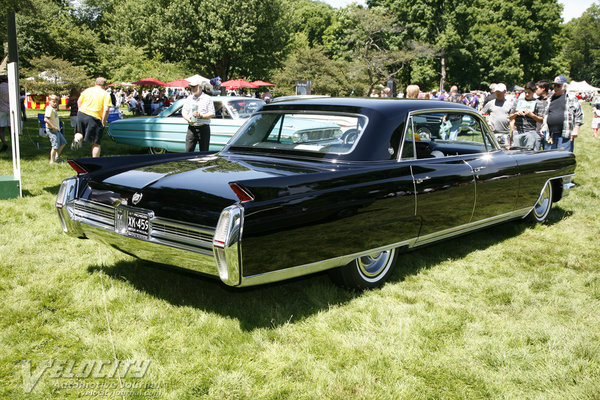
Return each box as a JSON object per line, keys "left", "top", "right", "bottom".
{"left": 403, "top": 112, "right": 492, "bottom": 159}
{"left": 400, "top": 120, "right": 415, "bottom": 159}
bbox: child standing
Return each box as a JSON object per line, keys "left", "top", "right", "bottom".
{"left": 45, "top": 94, "right": 66, "bottom": 164}
{"left": 592, "top": 103, "right": 600, "bottom": 138}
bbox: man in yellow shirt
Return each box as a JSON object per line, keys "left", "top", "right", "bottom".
{"left": 72, "top": 77, "right": 111, "bottom": 157}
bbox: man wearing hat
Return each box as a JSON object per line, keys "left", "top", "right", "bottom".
{"left": 481, "top": 83, "right": 514, "bottom": 146}
{"left": 542, "top": 75, "right": 583, "bottom": 152}
{"left": 182, "top": 77, "right": 215, "bottom": 152}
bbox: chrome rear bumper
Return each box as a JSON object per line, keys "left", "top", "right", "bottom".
{"left": 56, "top": 178, "right": 221, "bottom": 278}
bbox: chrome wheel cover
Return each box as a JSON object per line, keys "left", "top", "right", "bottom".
{"left": 149, "top": 147, "right": 167, "bottom": 155}
{"left": 356, "top": 249, "right": 396, "bottom": 282}
{"left": 533, "top": 183, "right": 552, "bottom": 221}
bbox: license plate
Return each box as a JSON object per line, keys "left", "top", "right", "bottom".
{"left": 127, "top": 211, "right": 149, "bottom": 237}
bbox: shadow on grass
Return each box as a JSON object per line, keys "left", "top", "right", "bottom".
{"left": 388, "top": 208, "right": 569, "bottom": 282}
{"left": 388, "top": 220, "right": 529, "bottom": 283}
{"left": 43, "top": 184, "right": 61, "bottom": 195}
{"left": 545, "top": 206, "right": 573, "bottom": 225}
{"left": 88, "top": 260, "right": 357, "bottom": 331}
{"left": 84, "top": 212, "right": 569, "bottom": 331}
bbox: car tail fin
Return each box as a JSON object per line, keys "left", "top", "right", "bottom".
{"left": 229, "top": 183, "right": 254, "bottom": 203}
{"left": 68, "top": 160, "right": 88, "bottom": 175}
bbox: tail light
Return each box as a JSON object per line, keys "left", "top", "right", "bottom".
{"left": 229, "top": 183, "right": 254, "bottom": 203}
{"left": 68, "top": 160, "right": 87, "bottom": 175}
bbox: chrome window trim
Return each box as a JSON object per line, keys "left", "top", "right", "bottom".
{"left": 397, "top": 108, "right": 499, "bottom": 162}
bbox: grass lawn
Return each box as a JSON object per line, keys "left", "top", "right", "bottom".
{"left": 1, "top": 105, "right": 599, "bottom": 399}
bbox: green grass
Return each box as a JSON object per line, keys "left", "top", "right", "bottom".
{"left": 1, "top": 105, "right": 599, "bottom": 399}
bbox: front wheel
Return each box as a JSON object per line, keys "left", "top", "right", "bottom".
{"left": 527, "top": 181, "right": 553, "bottom": 223}
{"left": 148, "top": 147, "right": 167, "bottom": 155}
{"left": 328, "top": 248, "right": 398, "bottom": 289}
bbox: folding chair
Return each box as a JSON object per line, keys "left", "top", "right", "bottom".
{"left": 38, "top": 113, "right": 47, "bottom": 137}
{"left": 107, "top": 110, "right": 122, "bottom": 124}
{"left": 38, "top": 113, "right": 64, "bottom": 137}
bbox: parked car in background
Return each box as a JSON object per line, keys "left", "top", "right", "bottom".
{"left": 107, "top": 97, "right": 264, "bottom": 153}
{"left": 57, "top": 98, "right": 576, "bottom": 289}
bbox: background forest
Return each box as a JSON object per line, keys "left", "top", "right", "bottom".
{"left": 1, "top": 0, "right": 600, "bottom": 96}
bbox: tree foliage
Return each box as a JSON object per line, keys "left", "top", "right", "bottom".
{"left": 368, "top": 0, "right": 564, "bottom": 90}
{"left": 272, "top": 46, "right": 354, "bottom": 96}
{"left": 106, "top": 0, "right": 288, "bottom": 80}
{"left": 4, "top": 0, "right": 594, "bottom": 95}
{"left": 21, "top": 55, "right": 90, "bottom": 94}
{"left": 563, "top": 4, "right": 600, "bottom": 86}
{"left": 324, "top": 5, "right": 436, "bottom": 95}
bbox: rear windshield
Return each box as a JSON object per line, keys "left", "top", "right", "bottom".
{"left": 227, "top": 112, "right": 367, "bottom": 155}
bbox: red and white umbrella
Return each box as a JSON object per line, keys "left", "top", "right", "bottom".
{"left": 221, "top": 79, "right": 258, "bottom": 90}
{"left": 131, "top": 78, "right": 167, "bottom": 86}
{"left": 165, "top": 79, "right": 190, "bottom": 87}
{"left": 251, "top": 80, "right": 275, "bottom": 87}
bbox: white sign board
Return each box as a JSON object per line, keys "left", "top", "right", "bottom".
{"left": 8, "top": 62, "right": 22, "bottom": 196}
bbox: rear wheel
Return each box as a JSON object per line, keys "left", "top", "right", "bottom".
{"left": 329, "top": 248, "right": 398, "bottom": 289}
{"left": 148, "top": 147, "right": 167, "bottom": 155}
{"left": 527, "top": 181, "right": 553, "bottom": 223}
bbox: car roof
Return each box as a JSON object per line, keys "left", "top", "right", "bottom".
{"left": 252, "top": 98, "right": 480, "bottom": 162}
{"left": 262, "top": 97, "right": 473, "bottom": 114}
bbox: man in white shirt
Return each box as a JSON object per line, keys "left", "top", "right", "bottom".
{"left": 182, "top": 77, "right": 215, "bottom": 152}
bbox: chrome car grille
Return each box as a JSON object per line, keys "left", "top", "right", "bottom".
{"left": 69, "top": 199, "right": 215, "bottom": 254}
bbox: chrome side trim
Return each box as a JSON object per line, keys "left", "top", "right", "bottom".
{"left": 238, "top": 240, "right": 414, "bottom": 287}
{"left": 415, "top": 208, "right": 531, "bottom": 246}
{"left": 238, "top": 206, "right": 534, "bottom": 287}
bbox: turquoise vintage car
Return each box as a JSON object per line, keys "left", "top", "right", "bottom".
{"left": 107, "top": 97, "right": 264, "bottom": 153}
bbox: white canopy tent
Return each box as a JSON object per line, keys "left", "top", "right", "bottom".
{"left": 185, "top": 74, "right": 210, "bottom": 85}
{"left": 567, "top": 80, "right": 600, "bottom": 92}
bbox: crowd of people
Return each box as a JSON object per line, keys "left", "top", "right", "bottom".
{"left": 372, "top": 76, "right": 590, "bottom": 152}
{"left": 0, "top": 72, "right": 596, "bottom": 163}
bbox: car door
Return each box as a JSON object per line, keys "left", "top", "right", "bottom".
{"left": 454, "top": 116, "right": 520, "bottom": 222}
{"left": 401, "top": 111, "right": 476, "bottom": 244}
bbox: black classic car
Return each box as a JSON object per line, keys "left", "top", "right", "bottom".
{"left": 56, "top": 98, "right": 576, "bottom": 289}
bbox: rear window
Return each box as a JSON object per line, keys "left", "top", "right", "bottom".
{"left": 227, "top": 112, "right": 367, "bottom": 155}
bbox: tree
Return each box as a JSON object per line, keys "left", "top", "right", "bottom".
{"left": 369, "top": 0, "right": 475, "bottom": 90}
{"left": 14, "top": 0, "right": 101, "bottom": 75}
{"left": 284, "top": 0, "right": 336, "bottom": 48}
{"left": 107, "top": 0, "right": 289, "bottom": 80}
{"left": 272, "top": 46, "right": 354, "bottom": 96}
{"left": 21, "top": 55, "right": 90, "bottom": 94}
{"left": 95, "top": 44, "right": 189, "bottom": 83}
{"left": 370, "top": 0, "right": 564, "bottom": 90}
{"left": 324, "top": 5, "right": 435, "bottom": 95}
{"left": 563, "top": 3, "right": 600, "bottom": 86}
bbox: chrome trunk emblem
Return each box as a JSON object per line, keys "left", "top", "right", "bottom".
{"left": 132, "top": 192, "right": 143, "bottom": 205}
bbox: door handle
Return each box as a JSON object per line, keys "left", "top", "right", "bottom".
{"left": 473, "top": 166, "right": 486, "bottom": 173}
{"left": 415, "top": 176, "right": 431, "bottom": 184}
